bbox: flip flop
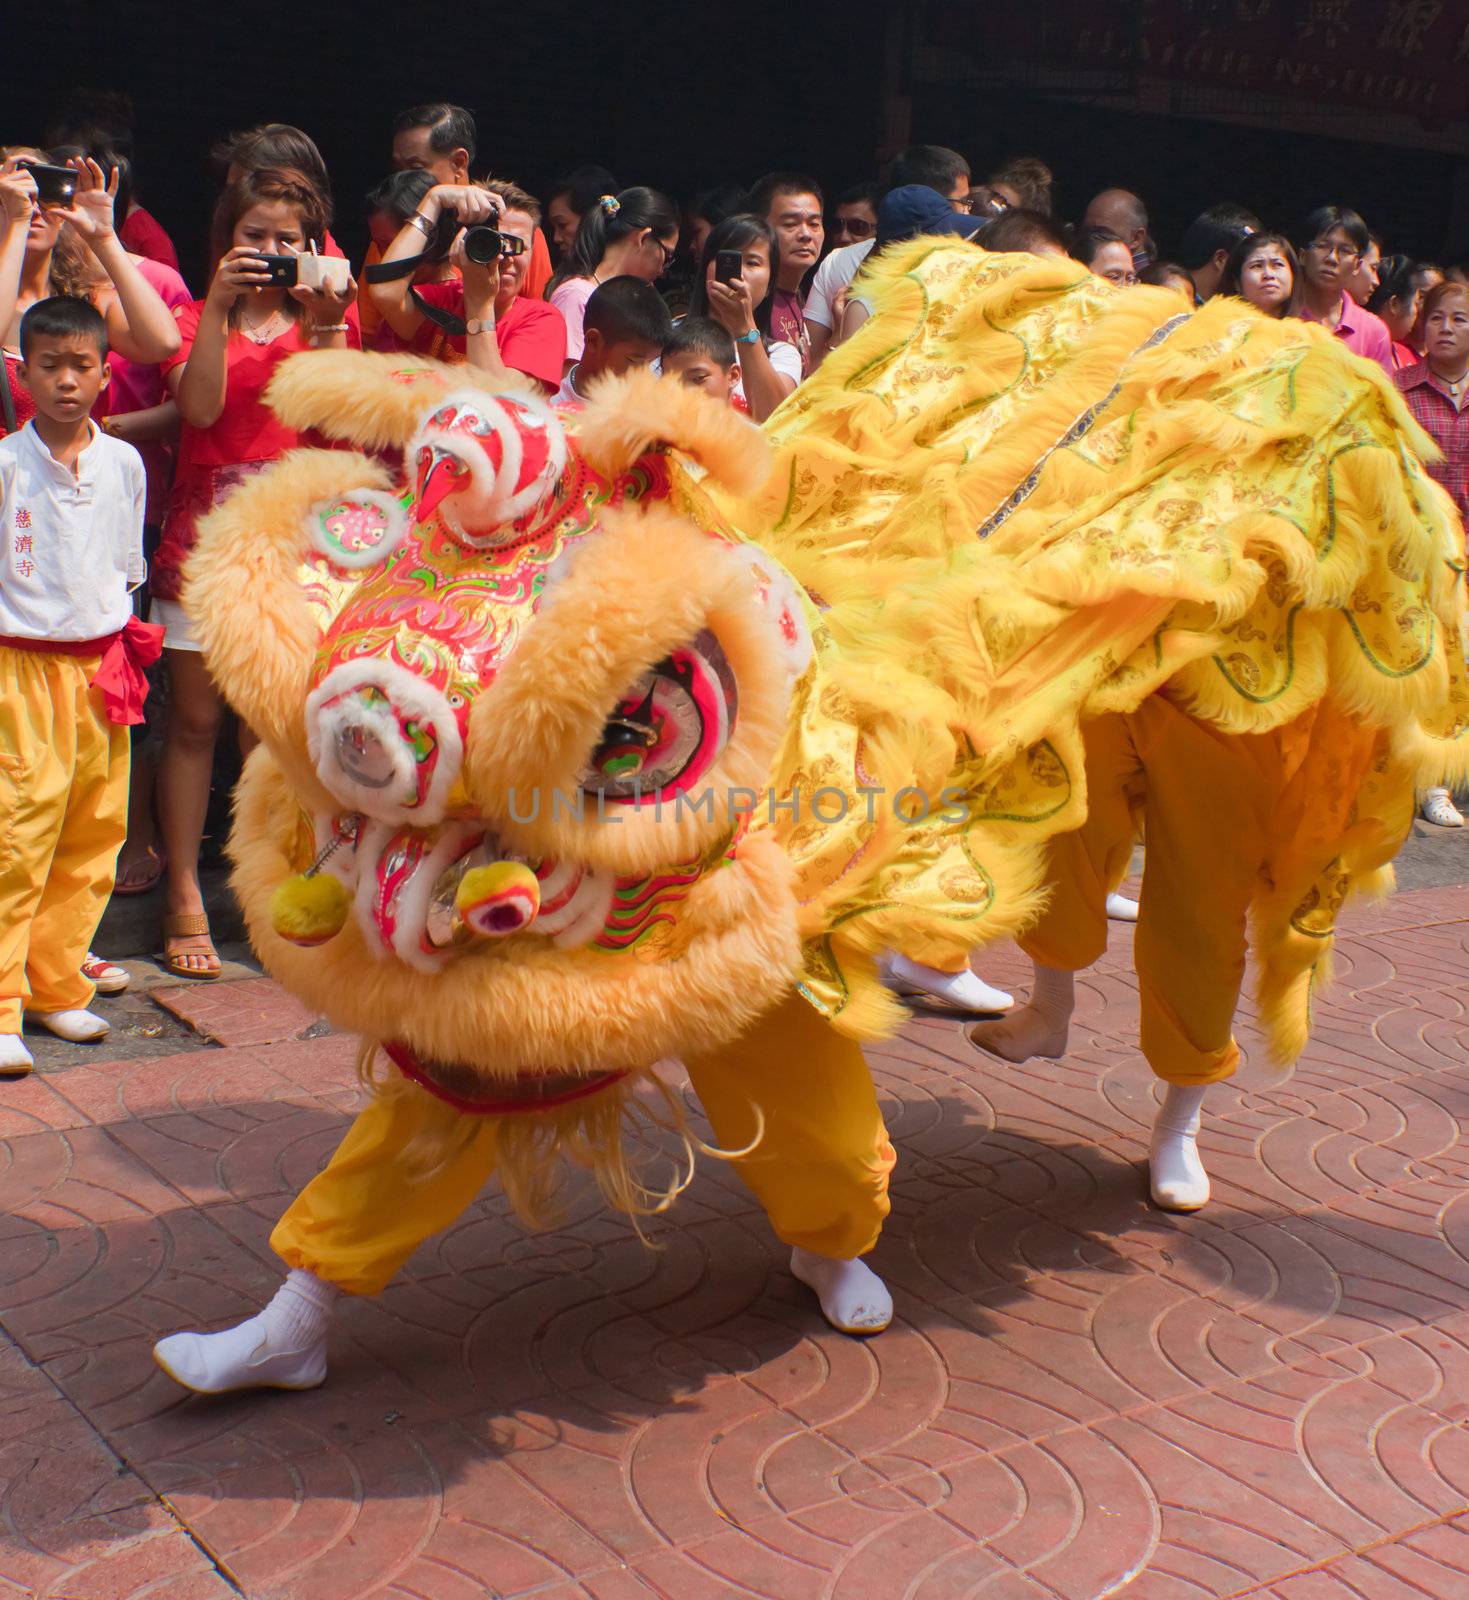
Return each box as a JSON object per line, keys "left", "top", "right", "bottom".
{"left": 163, "top": 913, "right": 222, "bottom": 981}
{"left": 115, "top": 844, "right": 166, "bottom": 896}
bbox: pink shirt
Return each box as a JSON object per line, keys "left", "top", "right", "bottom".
{"left": 108, "top": 257, "right": 194, "bottom": 523}
{"left": 548, "top": 276, "right": 597, "bottom": 361}
{"left": 1300, "top": 291, "right": 1394, "bottom": 373}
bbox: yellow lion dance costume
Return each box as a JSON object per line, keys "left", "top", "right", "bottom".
{"left": 152, "top": 241, "right": 1467, "bottom": 1394}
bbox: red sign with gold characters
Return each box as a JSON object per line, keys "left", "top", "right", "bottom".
{"left": 928, "top": 1, "right": 1469, "bottom": 122}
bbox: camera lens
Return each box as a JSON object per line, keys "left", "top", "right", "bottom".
{"left": 462, "top": 226, "right": 503, "bottom": 266}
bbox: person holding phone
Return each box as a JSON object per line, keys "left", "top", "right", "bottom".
{"left": 152, "top": 163, "right": 357, "bottom": 983}
{"left": 0, "top": 150, "right": 180, "bottom": 436}
{"left": 685, "top": 214, "right": 800, "bottom": 423}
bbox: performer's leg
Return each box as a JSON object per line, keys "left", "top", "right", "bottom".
{"left": 684, "top": 991, "right": 895, "bottom": 1334}
{"left": 0, "top": 652, "right": 89, "bottom": 1074}
{"left": 1129, "top": 697, "right": 1282, "bottom": 1209}
{"left": 27, "top": 674, "right": 129, "bottom": 1039}
{"left": 154, "top": 1088, "right": 502, "bottom": 1392}
{"left": 971, "top": 712, "right": 1140, "bottom": 1062}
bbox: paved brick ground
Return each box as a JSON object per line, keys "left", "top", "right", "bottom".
{"left": 2, "top": 878, "right": 1467, "bottom": 1599}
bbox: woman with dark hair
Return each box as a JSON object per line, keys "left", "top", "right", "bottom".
{"left": 686, "top": 214, "right": 799, "bottom": 423}
{"left": 1367, "top": 255, "right": 1434, "bottom": 369}
{"left": 213, "top": 124, "right": 345, "bottom": 263}
{"left": 544, "top": 164, "right": 619, "bottom": 258}
{"left": 687, "top": 183, "right": 747, "bottom": 260}
{"left": 1073, "top": 225, "right": 1136, "bottom": 286}
{"left": 547, "top": 186, "right": 678, "bottom": 373}
{"left": 1218, "top": 231, "right": 1298, "bottom": 318}
{"left": 154, "top": 164, "right": 357, "bottom": 979}
{"left": 1289, "top": 204, "right": 1392, "bottom": 369}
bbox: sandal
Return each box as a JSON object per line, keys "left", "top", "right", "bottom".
{"left": 115, "top": 843, "right": 166, "bottom": 896}
{"left": 163, "top": 913, "right": 223, "bottom": 981}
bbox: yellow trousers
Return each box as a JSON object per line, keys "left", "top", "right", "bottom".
{"left": 0, "top": 648, "right": 129, "bottom": 1032}
{"left": 1022, "top": 696, "right": 1304, "bottom": 1087}
{"left": 272, "top": 991, "right": 895, "bottom": 1296}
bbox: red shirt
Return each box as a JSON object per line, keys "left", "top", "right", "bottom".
{"left": 162, "top": 299, "right": 361, "bottom": 470}
{"left": 119, "top": 205, "right": 182, "bottom": 278}
{"left": 409, "top": 282, "right": 566, "bottom": 389}
{"left": 1396, "top": 360, "right": 1469, "bottom": 536}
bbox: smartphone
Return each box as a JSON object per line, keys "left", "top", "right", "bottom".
{"left": 250, "top": 254, "right": 299, "bottom": 288}
{"left": 715, "top": 249, "right": 743, "bottom": 284}
{"left": 18, "top": 160, "right": 77, "bottom": 207}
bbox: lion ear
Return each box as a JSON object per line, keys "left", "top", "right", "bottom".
{"left": 265, "top": 350, "right": 517, "bottom": 451}
{"left": 574, "top": 366, "right": 772, "bottom": 496}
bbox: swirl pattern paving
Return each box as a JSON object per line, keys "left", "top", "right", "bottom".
{"left": 2, "top": 876, "right": 1468, "bottom": 1595}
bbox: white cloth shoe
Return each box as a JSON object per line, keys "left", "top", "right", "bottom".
{"left": 1106, "top": 892, "right": 1140, "bottom": 921}
{"left": 31, "top": 1009, "right": 109, "bottom": 1043}
{"left": 882, "top": 952, "right": 1013, "bottom": 1013}
{"left": 1421, "top": 788, "right": 1465, "bottom": 828}
{"left": 791, "top": 1247, "right": 892, "bottom": 1334}
{"left": 0, "top": 1035, "right": 34, "bottom": 1077}
{"left": 153, "top": 1269, "right": 337, "bottom": 1394}
{"left": 1149, "top": 1083, "right": 1210, "bottom": 1211}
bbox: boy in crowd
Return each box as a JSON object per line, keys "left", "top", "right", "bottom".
{"left": 0, "top": 299, "right": 156, "bottom": 1075}
{"left": 554, "top": 276, "right": 672, "bottom": 407}
{"left": 660, "top": 317, "right": 739, "bottom": 405}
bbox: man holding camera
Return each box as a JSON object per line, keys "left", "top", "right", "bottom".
{"left": 366, "top": 180, "right": 565, "bottom": 394}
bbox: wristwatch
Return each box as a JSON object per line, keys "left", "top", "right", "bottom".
{"left": 735, "top": 327, "right": 760, "bottom": 344}
{"left": 464, "top": 317, "right": 496, "bottom": 336}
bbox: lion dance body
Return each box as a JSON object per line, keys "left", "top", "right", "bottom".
{"left": 153, "top": 240, "right": 1468, "bottom": 1393}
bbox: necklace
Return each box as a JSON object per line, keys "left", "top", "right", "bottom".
{"left": 240, "top": 308, "right": 288, "bottom": 345}
{"left": 1433, "top": 365, "right": 1468, "bottom": 396}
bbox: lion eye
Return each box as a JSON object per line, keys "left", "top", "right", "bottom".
{"left": 581, "top": 631, "right": 737, "bottom": 805}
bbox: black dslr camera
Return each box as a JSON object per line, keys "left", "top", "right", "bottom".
{"left": 433, "top": 217, "right": 526, "bottom": 265}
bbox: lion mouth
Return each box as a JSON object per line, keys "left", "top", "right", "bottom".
{"left": 333, "top": 816, "right": 613, "bottom": 973}
{"left": 382, "top": 1039, "right": 628, "bottom": 1114}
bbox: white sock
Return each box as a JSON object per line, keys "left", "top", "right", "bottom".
{"left": 0, "top": 1034, "right": 34, "bottom": 1075}
{"left": 32, "top": 1009, "right": 109, "bottom": 1043}
{"left": 790, "top": 1247, "right": 892, "bottom": 1335}
{"left": 968, "top": 963, "right": 1073, "bottom": 1062}
{"left": 1149, "top": 1082, "right": 1210, "bottom": 1211}
{"left": 1106, "top": 891, "right": 1140, "bottom": 921}
{"left": 152, "top": 1268, "right": 338, "bottom": 1394}
{"left": 883, "top": 952, "right": 1013, "bottom": 1012}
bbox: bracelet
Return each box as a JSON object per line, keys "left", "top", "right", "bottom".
{"left": 406, "top": 212, "right": 436, "bottom": 239}
{"left": 310, "top": 322, "right": 350, "bottom": 334}
{"left": 735, "top": 327, "right": 760, "bottom": 345}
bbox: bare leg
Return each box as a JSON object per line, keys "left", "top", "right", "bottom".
{"left": 157, "top": 651, "right": 224, "bottom": 975}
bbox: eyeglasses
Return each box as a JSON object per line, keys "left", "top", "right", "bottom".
{"left": 1102, "top": 268, "right": 1138, "bottom": 286}
{"left": 1307, "top": 240, "right": 1363, "bottom": 264}
{"left": 652, "top": 238, "right": 677, "bottom": 268}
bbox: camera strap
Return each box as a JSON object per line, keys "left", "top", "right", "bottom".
{"left": 363, "top": 254, "right": 469, "bottom": 339}
{"left": 0, "top": 353, "right": 16, "bottom": 436}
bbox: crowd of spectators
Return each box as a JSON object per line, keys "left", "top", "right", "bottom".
{"left": 4, "top": 95, "right": 1469, "bottom": 996}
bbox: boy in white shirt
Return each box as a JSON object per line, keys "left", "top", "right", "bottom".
{"left": 0, "top": 298, "right": 157, "bottom": 1075}
{"left": 553, "top": 276, "right": 671, "bottom": 409}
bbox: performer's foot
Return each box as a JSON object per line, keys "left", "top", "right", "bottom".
{"left": 791, "top": 1247, "right": 892, "bottom": 1335}
{"left": 968, "top": 964, "right": 1073, "bottom": 1062}
{"left": 1105, "top": 891, "right": 1140, "bottom": 922}
{"left": 1149, "top": 1083, "right": 1210, "bottom": 1211}
{"left": 153, "top": 1269, "right": 338, "bottom": 1394}
{"left": 31, "top": 1008, "right": 109, "bottom": 1043}
{"left": 0, "top": 1034, "right": 34, "bottom": 1077}
{"left": 883, "top": 952, "right": 1013, "bottom": 1013}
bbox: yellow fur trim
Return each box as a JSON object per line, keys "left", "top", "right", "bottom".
{"left": 575, "top": 364, "right": 772, "bottom": 496}
{"left": 233, "top": 753, "right": 802, "bottom": 1080}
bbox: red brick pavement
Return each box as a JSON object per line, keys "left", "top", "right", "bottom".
{"left": 1, "top": 887, "right": 1467, "bottom": 1598}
